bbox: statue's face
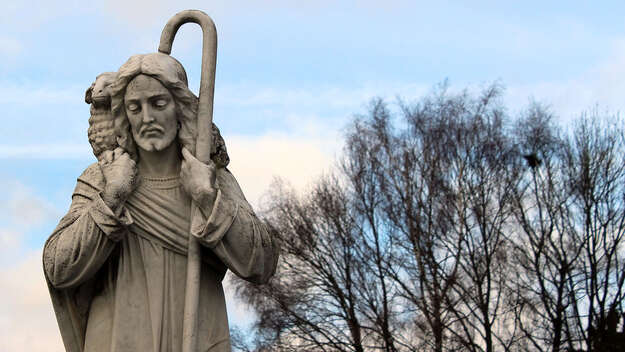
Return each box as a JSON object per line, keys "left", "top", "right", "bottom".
{"left": 124, "top": 74, "right": 178, "bottom": 152}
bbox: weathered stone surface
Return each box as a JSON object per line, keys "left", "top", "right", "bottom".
{"left": 86, "top": 72, "right": 118, "bottom": 161}
{"left": 43, "top": 12, "right": 279, "bottom": 352}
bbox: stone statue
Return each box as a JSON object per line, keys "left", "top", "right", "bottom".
{"left": 43, "top": 12, "right": 279, "bottom": 352}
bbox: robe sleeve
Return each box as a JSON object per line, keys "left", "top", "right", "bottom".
{"left": 190, "top": 168, "right": 279, "bottom": 284}
{"left": 43, "top": 163, "right": 133, "bottom": 289}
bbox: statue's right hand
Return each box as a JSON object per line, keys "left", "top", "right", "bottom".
{"left": 99, "top": 147, "right": 138, "bottom": 209}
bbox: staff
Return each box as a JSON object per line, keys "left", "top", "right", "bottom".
{"left": 158, "top": 10, "right": 218, "bottom": 352}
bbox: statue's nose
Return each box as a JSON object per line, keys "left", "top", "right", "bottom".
{"left": 142, "top": 106, "right": 155, "bottom": 123}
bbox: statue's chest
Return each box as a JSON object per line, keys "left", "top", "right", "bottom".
{"left": 125, "top": 179, "right": 191, "bottom": 253}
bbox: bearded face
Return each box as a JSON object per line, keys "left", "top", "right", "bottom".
{"left": 124, "top": 74, "right": 179, "bottom": 153}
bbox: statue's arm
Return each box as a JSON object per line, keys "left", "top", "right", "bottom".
{"left": 191, "top": 169, "right": 279, "bottom": 284}
{"left": 43, "top": 164, "right": 132, "bottom": 289}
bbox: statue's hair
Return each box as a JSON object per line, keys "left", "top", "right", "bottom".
{"left": 109, "top": 53, "right": 198, "bottom": 161}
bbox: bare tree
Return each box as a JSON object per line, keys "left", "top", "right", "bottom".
{"left": 509, "top": 103, "right": 582, "bottom": 352}
{"left": 344, "top": 90, "right": 483, "bottom": 352}
{"left": 342, "top": 101, "right": 403, "bottom": 352}
{"left": 421, "top": 85, "right": 522, "bottom": 352}
{"left": 509, "top": 108, "right": 625, "bottom": 352}
{"left": 563, "top": 113, "right": 625, "bottom": 351}
{"left": 233, "top": 175, "right": 372, "bottom": 351}
{"left": 232, "top": 86, "right": 625, "bottom": 352}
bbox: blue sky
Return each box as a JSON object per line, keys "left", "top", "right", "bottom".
{"left": 2, "top": 1, "right": 625, "bottom": 350}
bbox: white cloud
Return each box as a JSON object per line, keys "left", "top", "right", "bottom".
{"left": 506, "top": 38, "right": 625, "bottom": 120}
{"left": 94, "top": 0, "right": 328, "bottom": 27}
{"left": 0, "top": 180, "right": 59, "bottom": 265}
{"left": 4, "top": 184, "right": 58, "bottom": 228}
{"left": 223, "top": 272, "right": 256, "bottom": 327}
{"left": 0, "top": 82, "right": 83, "bottom": 106}
{"left": 0, "top": 0, "right": 93, "bottom": 31}
{"left": 0, "top": 229, "right": 21, "bottom": 254}
{"left": 0, "top": 144, "right": 92, "bottom": 159}
{"left": 0, "top": 250, "right": 65, "bottom": 352}
{"left": 0, "top": 180, "right": 58, "bottom": 228}
{"left": 217, "top": 82, "right": 428, "bottom": 110}
{"left": 97, "top": 0, "right": 182, "bottom": 28}
{"left": 225, "top": 132, "right": 339, "bottom": 209}
{"left": 0, "top": 36, "right": 23, "bottom": 57}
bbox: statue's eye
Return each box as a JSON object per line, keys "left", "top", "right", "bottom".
{"left": 154, "top": 98, "right": 168, "bottom": 108}
{"left": 127, "top": 103, "right": 140, "bottom": 113}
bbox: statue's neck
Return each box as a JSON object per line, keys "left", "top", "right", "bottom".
{"left": 137, "top": 141, "right": 181, "bottom": 178}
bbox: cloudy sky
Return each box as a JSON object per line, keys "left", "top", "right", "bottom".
{"left": 2, "top": 1, "right": 625, "bottom": 350}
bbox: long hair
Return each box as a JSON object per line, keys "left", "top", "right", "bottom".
{"left": 109, "top": 53, "right": 199, "bottom": 161}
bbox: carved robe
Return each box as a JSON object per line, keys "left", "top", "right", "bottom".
{"left": 43, "top": 163, "right": 279, "bottom": 352}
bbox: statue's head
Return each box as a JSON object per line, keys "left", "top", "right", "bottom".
{"left": 109, "top": 53, "right": 198, "bottom": 160}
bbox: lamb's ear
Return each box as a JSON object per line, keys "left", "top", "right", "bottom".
{"left": 85, "top": 83, "right": 95, "bottom": 104}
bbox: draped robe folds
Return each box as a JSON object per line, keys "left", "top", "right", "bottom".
{"left": 43, "top": 163, "right": 279, "bottom": 352}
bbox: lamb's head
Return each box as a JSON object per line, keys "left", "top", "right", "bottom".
{"left": 86, "top": 72, "right": 118, "bottom": 160}
{"left": 85, "top": 72, "right": 117, "bottom": 108}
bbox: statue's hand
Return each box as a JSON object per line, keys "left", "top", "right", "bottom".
{"left": 180, "top": 147, "right": 218, "bottom": 210}
{"left": 99, "top": 147, "right": 138, "bottom": 210}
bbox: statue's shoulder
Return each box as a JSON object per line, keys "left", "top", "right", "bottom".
{"left": 75, "top": 162, "right": 105, "bottom": 193}
{"left": 217, "top": 167, "right": 253, "bottom": 212}
{"left": 216, "top": 167, "right": 238, "bottom": 191}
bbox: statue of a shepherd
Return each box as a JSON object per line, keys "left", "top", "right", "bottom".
{"left": 42, "top": 18, "right": 279, "bottom": 351}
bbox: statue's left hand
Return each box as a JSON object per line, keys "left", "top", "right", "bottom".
{"left": 180, "top": 147, "right": 218, "bottom": 210}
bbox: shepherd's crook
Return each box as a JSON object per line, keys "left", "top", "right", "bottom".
{"left": 158, "top": 10, "right": 217, "bottom": 352}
